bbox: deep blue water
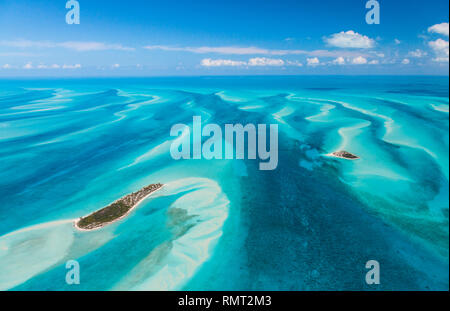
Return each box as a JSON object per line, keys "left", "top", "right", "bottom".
{"left": 0, "top": 76, "right": 448, "bottom": 290}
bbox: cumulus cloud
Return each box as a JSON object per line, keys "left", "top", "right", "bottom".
{"left": 248, "top": 57, "right": 284, "bottom": 66}
{"left": 23, "top": 63, "right": 61, "bottom": 69}
{"left": 401, "top": 58, "right": 410, "bottom": 65}
{"left": 332, "top": 56, "right": 345, "bottom": 65}
{"left": 407, "top": 49, "right": 427, "bottom": 58}
{"left": 201, "top": 58, "right": 247, "bottom": 67}
{"left": 329, "top": 56, "right": 379, "bottom": 66}
{"left": 324, "top": 30, "right": 375, "bottom": 49}
{"left": 428, "top": 22, "right": 449, "bottom": 37}
{"left": 306, "top": 57, "right": 320, "bottom": 66}
{"left": 394, "top": 39, "right": 401, "bottom": 45}
{"left": 200, "top": 57, "right": 302, "bottom": 67}
{"left": 351, "top": 56, "right": 368, "bottom": 64}
{"left": 428, "top": 38, "right": 449, "bottom": 62}
{"left": 2, "top": 64, "right": 12, "bottom": 69}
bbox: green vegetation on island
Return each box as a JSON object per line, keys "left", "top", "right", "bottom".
{"left": 76, "top": 183, "right": 163, "bottom": 230}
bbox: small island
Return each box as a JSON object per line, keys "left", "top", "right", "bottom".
{"left": 75, "top": 183, "right": 164, "bottom": 231}
{"left": 328, "top": 150, "right": 360, "bottom": 160}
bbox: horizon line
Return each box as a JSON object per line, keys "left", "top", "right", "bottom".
{"left": 0, "top": 73, "right": 449, "bottom": 80}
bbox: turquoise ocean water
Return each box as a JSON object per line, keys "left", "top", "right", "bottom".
{"left": 0, "top": 76, "right": 448, "bottom": 290}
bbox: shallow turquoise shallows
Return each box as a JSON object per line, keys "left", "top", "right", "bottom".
{"left": 0, "top": 76, "right": 448, "bottom": 290}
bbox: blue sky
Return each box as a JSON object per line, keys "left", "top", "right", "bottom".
{"left": 0, "top": 0, "right": 448, "bottom": 76}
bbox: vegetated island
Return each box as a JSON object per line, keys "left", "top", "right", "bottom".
{"left": 74, "top": 183, "right": 164, "bottom": 231}
{"left": 328, "top": 150, "right": 360, "bottom": 160}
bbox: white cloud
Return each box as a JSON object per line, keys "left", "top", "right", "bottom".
{"left": 286, "top": 60, "right": 303, "bottom": 67}
{"left": 394, "top": 39, "right": 401, "bottom": 45}
{"left": 332, "top": 56, "right": 345, "bottom": 65}
{"left": 407, "top": 49, "right": 427, "bottom": 58}
{"left": 63, "top": 64, "right": 82, "bottom": 69}
{"left": 248, "top": 57, "right": 284, "bottom": 66}
{"left": 21, "top": 63, "right": 61, "bottom": 69}
{"left": 59, "top": 42, "right": 134, "bottom": 52}
{"left": 2, "top": 64, "right": 12, "bottom": 69}
{"left": 429, "top": 38, "right": 449, "bottom": 62}
{"left": 147, "top": 45, "right": 274, "bottom": 55}
{"left": 0, "top": 40, "right": 134, "bottom": 52}
{"left": 144, "top": 45, "right": 369, "bottom": 58}
{"left": 147, "top": 45, "right": 302, "bottom": 56}
{"left": 324, "top": 30, "right": 375, "bottom": 49}
{"left": 428, "top": 22, "right": 449, "bottom": 37}
{"left": 306, "top": 57, "right": 320, "bottom": 66}
{"left": 351, "top": 56, "right": 368, "bottom": 65}
{"left": 201, "top": 58, "right": 246, "bottom": 67}
{"left": 368, "top": 60, "right": 379, "bottom": 65}
{"left": 401, "top": 58, "right": 410, "bottom": 65}
{"left": 200, "top": 57, "right": 304, "bottom": 67}
{"left": 112, "top": 64, "right": 120, "bottom": 68}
